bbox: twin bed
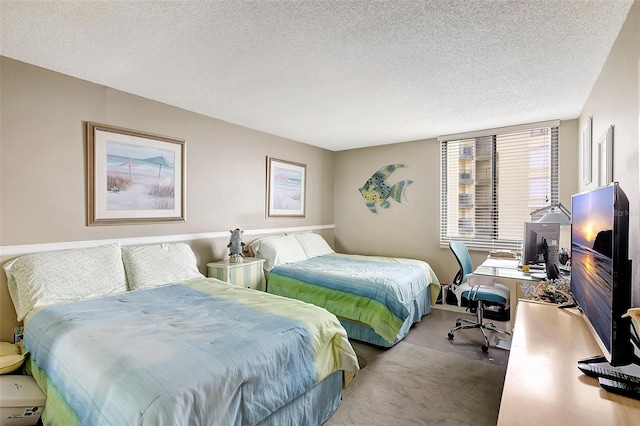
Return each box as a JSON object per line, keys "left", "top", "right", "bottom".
{"left": 3, "top": 242, "right": 359, "bottom": 425}
{"left": 249, "top": 233, "right": 441, "bottom": 348}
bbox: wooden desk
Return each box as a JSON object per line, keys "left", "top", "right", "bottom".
{"left": 498, "top": 301, "right": 640, "bottom": 425}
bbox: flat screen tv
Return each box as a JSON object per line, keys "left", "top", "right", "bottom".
{"left": 571, "top": 182, "right": 633, "bottom": 366}
{"left": 522, "top": 221, "right": 560, "bottom": 265}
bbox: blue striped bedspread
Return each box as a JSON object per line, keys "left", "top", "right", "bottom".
{"left": 24, "top": 279, "right": 358, "bottom": 425}
{"left": 268, "top": 253, "right": 440, "bottom": 343}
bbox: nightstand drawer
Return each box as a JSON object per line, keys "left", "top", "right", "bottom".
{"left": 207, "top": 258, "right": 266, "bottom": 291}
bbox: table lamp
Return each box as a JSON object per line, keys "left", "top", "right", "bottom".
{"left": 530, "top": 202, "right": 571, "bottom": 225}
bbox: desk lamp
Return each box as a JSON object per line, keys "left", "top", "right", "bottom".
{"left": 530, "top": 202, "right": 571, "bottom": 225}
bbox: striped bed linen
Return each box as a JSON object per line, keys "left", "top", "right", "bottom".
{"left": 23, "top": 278, "right": 359, "bottom": 425}
{"left": 267, "top": 253, "right": 441, "bottom": 346}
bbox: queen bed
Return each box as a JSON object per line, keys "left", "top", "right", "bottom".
{"left": 3, "top": 242, "right": 359, "bottom": 425}
{"left": 249, "top": 233, "right": 441, "bottom": 348}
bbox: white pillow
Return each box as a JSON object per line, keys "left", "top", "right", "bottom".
{"left": 254, "top": 235, "right": 307, "bottom": 271}
{"left": 294, "top": 233, "right": 334, "bottom": 258}
{"left": 3, "top": 243, "right": 127, "bottom": 321}
{"left": 247, "top": 235, "right": 280, "bottom": 258}
{"left": 122, "top": 243, "right": 205, "bottom": 290}
{"left": 0, "top": 342, "right": 27, "bottom": 375}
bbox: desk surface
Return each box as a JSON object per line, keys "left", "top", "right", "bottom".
{"left": 498, "top": 301, "right": 640, "bottom": 425}
{"left": 473, "top": 257, "right": 539, "bottom": 281}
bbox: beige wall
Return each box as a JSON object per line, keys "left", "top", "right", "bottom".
{"left": 1, "top": 1, "right": 638, "bottom": 340}
{"left": 578, "top": 0, "right": 640, "bottom": 306}
{"left": 0, "top": 57, "right": 335, "bottom": 341}
{"left": 333, "top": 122, "right": 579, "bottom": 285}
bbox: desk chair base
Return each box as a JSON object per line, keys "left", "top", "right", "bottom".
{"left": 447, "top": 301, "right": 511, "bottom": 353}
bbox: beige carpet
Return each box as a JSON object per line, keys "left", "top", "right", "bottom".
{"left": 326, "top": 341, "right": 506, "bottom": 426}
{"left": 403, "top": 306, "right": 512, "bottom": 366}
{"left": 326, "top": 306, "right": 509, "bottom": 425}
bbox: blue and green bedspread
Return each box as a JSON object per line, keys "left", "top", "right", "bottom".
{"left": 267, "top": 253, "right": 441, "bottom": 345}
{"left": 23, "top": 279, "right": 359, "bottom": 425}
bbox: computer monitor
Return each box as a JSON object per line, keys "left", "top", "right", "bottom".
{"left": 521, "top": 222, "right": 560, "bottom": 265}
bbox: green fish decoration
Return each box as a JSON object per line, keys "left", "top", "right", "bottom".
{"left": 358, "top": 164, "right": 413, "bottom": 214}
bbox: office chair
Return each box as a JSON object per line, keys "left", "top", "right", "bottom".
{"left": 447, "top": 241, "right": 511, "bottom": 352}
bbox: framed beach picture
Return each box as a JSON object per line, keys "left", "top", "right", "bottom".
{"left": 86, "top": 122, "right": 186, "bottom": 225}
{"left": 266, "top": 157, "right": 306, "bottom": 217}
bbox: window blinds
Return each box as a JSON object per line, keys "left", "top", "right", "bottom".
{"left": 440, "top": 123, "right": 559, "bottom": 251}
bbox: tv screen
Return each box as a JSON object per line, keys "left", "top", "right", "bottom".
{"left": 570, "top": 182, "right": 632, "bottom": 366}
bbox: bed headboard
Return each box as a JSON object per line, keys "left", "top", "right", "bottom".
{"left": 0, "top": 228, "right": 335, "bottom": 341}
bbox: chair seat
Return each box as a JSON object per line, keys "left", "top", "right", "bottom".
{"left": 447, "top": 241, "right": 512, "bottom": 353}
{"left": 458, "top": 282, "right": 510, "bottom": 305}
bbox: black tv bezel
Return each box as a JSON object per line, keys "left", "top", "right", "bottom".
{"left": 570, "top": 182, "right": 633, "bottom": 367}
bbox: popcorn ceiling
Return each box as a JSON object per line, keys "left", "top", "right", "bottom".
{"left": 0, "top": 1, "right": 633, "bottom": 151}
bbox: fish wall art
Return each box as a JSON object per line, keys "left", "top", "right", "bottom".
{"left": 358, "top": 164, "right": 413, "bottom": 214}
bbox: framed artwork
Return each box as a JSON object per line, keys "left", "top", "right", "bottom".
{"left": 582, "top": 116, "right": 592, "bottom": 184}
{"left": 598, "top": 125, "right": 614, "bottom": 186}
{"left": 266, "top": 157, "right": 306, "bottom": 217}
{"left": 86, "top": 122, "right": 186, "bottom": 225}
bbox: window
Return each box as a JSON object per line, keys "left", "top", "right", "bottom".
{"left": 440, "top": 121, "right": 559, "bottom": 251}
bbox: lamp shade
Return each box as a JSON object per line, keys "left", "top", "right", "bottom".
{"left": 530, "top": 202, "right": 571, "bottom": 225}
{"left": 538, "top": 210, "right": 571, "bottom": 225}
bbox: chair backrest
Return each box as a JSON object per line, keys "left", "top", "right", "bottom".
{"left": 449, "top": 241, "right": 474, "bottom": 285}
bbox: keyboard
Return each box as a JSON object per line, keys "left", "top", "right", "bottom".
{"left": 577, "top": 362, "right": 640, "bottom": 386}
{"left": 598, "top": 377, "right": 640, "bottom": 400}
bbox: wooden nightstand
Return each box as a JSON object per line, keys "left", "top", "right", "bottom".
{"left": 207, "top": 258, "right": 266, "bottom": 291}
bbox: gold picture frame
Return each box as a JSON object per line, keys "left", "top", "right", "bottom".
{"left": 266, "top": 157, "right": 306, "bottom": 217}
{"left": 86, "top": 122, "right": 186, "bottom": 225}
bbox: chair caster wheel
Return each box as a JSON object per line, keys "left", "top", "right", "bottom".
{"left": 481, "top": 344, "right": 488, "bottom": 353}
{"left": 448, "top": 333, "right": 455, "bottom": 340}
{"left": 455, "top": 321, "right": 461, "bottom": 327}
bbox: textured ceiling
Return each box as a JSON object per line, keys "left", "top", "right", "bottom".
{"left": 0, "top": 1, "right": 634, "bottom": 151}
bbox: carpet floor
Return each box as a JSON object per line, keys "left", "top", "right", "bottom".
{"left": 325, "top": 306, "right": 510, "bottom": 426}
{"left": 404, "top": 306, "right": 512, "bottom": 366}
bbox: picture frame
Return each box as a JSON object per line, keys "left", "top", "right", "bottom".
{"left": 582, "top": 116, "right": 592, "bottom": 185}
{"left": 86, "top": 122, "right": 186, "bottom": 225}
{"left": 266, "top": 157, "right": 306, "bottom": 217}
{"left": 598, "top": 125, "right": 614, "bottom": 187}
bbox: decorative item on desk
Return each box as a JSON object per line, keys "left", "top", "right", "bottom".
{"left": 227, "top": 228, "right": 245, "bottom": 263}
{"left": 521, "top": 276, "right": 571, "bottom": 305}
{"left": 558, "top": 247, "right": 570, "bottom": 266}
{"left": 489, "top": 249, "right": 517, "bottom": 259}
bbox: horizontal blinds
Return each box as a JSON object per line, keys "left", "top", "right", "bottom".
{"left": 438, "top": 120, "right": 560, "bottom": 141}
{"left": 440, "top": 125, "right": 559, "bottom": 251}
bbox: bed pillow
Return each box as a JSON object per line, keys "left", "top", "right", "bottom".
{"left": 294, "top": 233, "right": 335, "bottom": 258}
{"left": 3, "top": 243, "right": 127, "bottom": 322}
{"left": 254, "top": 235, "right": 307, "bottom": 271}
{"left": 122, "top": 243, "right": 205, "bottom": 290}
{"left": 0, "top": 342, "right": 26, "bottom": 375}
{"left": 247, "top": 235, "right": 280, "bottom": 258}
